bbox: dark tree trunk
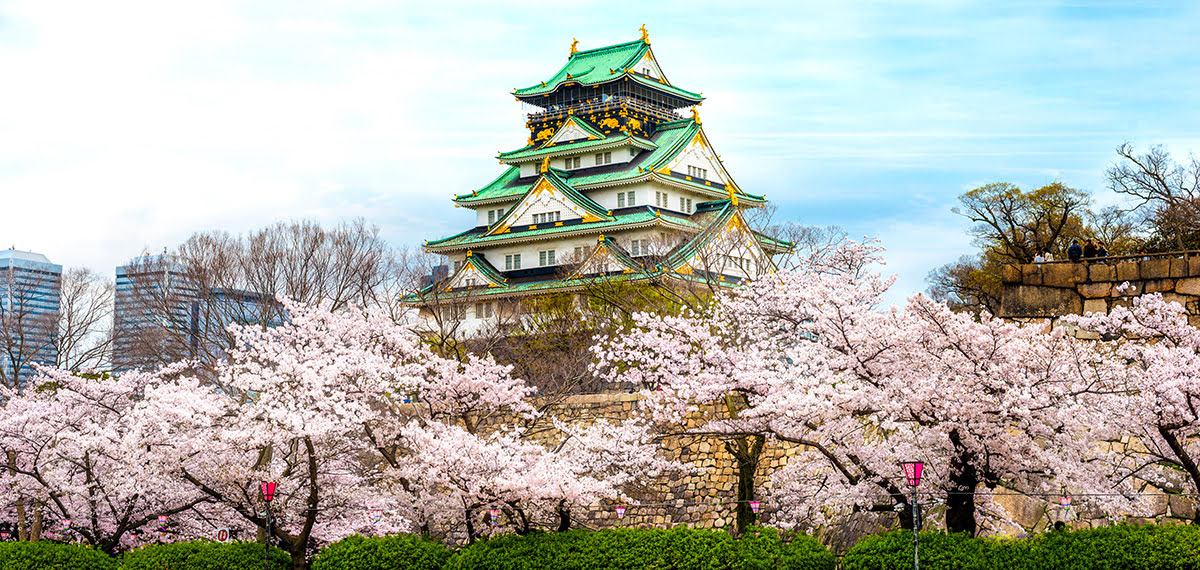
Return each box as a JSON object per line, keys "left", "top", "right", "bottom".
{"left": 945, "top": 430, "right": 979, "bottom": 535}
{"left": 555, "top": 500, "right": 571, "bottom": 532}
{"left": 727, "top": 434, "right": 765, "bottom": 534}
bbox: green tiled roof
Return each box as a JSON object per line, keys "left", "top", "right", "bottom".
{"left": 498, "top": 134, "right": 656, "bottom": 162}
{"left": 513, "top": 39, "right": 702, "bottom": 103}
{"left": 426, "top": 207, "right": 702, "bottom": 250}
{"left": 456, "top": 120, "right": 765, "bottom": 205}
{"left": 460, "top": 252, "right": 507, "bottom": 286}
{"left": 485, "top": 170, "right": 612, "bottom": 228}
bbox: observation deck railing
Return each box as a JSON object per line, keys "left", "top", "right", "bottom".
{"left": 527, "top": 95, "right": 683, "bottom": 126}
{"left": 1034, "top": 250, "right": 1200, "bottom": 265}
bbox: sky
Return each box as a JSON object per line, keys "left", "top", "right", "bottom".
{"left": 2, "top": 0, "right": 1199, "bottom": 303}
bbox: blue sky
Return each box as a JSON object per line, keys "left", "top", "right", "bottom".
{"left": 2, "top": 0, "right": 1198, "bottom": 302}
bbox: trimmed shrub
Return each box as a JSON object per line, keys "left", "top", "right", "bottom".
{"left": 312, "top": 535, "right": 452, "bottom": 570}
{"left": 0, "top": 540, "right": 118, "bottom": 570}
{"left": 843, "top": 524, "right": 1200, "bottom": 570}
{"left": 120, "top": 540, "right": 290, "bottom": 570}
{"left": 446, "top": 526, "right": 836, "bottom": 570}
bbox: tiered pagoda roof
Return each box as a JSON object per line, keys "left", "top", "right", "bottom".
{"left": 513, "top": 38, "right": 703, "bottom": 106}
{"left": 415, "top": 32, "right": 793, "bottom": 306}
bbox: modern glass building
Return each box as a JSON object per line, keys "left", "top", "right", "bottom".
{"left": 0, "top": 248, "right": 62, "bottom": 389}
{"left": 114, "top": 254, "right": 282, "bottom": 372}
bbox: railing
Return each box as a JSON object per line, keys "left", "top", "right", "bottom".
{"left": 1034, "top": 250, "right": 1200, "bottom": 265}
{"left": 527, "top": 95, "right": 683, "bottom": 126}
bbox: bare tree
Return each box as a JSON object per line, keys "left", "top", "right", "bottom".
{"left": 114, "top": 219, "right": 396, "bottom": 377}
{"left": 0, "top": 267, "right": 58, "bottom": 390}
{"left": 955, "top": 181, "right": 1090, "bottom": 265}
{"left": 54, "top": 267, "right": 114, "bottom": 372}
{"left": 1107, "top": 142, "right": 1200, "bottom": 251}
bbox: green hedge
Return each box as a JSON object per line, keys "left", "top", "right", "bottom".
{"left": 843, "top": 524, "right": 1200, "bottom": 570}
{"left": 121, "top": 540, "right": 290, "bottom": 570}
{"left": 0, "top": 540, "right": 118, "bottom": 570}
{"left": 446, "top": 527, "right": 836, "bottom": 570}
{"left": 312, "top": 535, "right": 452, "bottom": 570}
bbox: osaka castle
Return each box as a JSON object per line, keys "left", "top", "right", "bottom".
{"left": 418, "top": 30, "right": 792, "bottom": 323}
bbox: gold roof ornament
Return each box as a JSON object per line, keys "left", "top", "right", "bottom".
{"left": 570, "top": 38, "right": 579, "bottom": 54}
{"left": 598, "top": 233, "right": 606, "bottom": 243}
{"left": 728, "top": 187, "right": 738, "bottom": 207}
{"left": 691, "top": 107, "right": 701, "bottom": 125}
{"left": 466, "top": 249, "right": 473, "bottom": 257}
{"left": 540, "top": 156, "right": 550, "bottom": 173}
{"left": 640, "top": 24, "right": 648, "bottom": 42}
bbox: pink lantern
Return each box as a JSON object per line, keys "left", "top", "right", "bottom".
{"left": 615, "top": 506, "right": 627, "bottom": 519}
{"left": 1060, "top": 496, "right": 1072, "bottom": 509}
{"left": 157, "top": 515, "right": 168, "bottom": 530}
{"left": 260, "top": 481, "right": 277, "bottom": 502}
{"left": 62, "top": 519, "right": 72, "bottom": 529}
{"left": 900, "top": 461, "right": 924, "bottom": 487}
{"left": 489, "top": 509, "right": 500, "bottom": 525}
{"left": 749, "top": 501, "right": 761, "bottom": 514}
{"left": 1, "top": 532, "right": 9, "bottom": 539}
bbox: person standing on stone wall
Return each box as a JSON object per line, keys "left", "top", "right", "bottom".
{"left": 1083, "top": 240, "right": 1097, "bottom": 259}
{"left": 1096, "top": 242, "right": 1108, "bottom": 259}
{"left": 1068, "top": 240, "right": 1083, "bottom": 262}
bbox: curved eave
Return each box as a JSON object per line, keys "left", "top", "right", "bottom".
{"left": 425, "top": 215, "right": 698, "bottom": 254}
{"left": 514, "top": 73, "right": 703, "bottom": 106}
{"left": 498, "top": 136, "right": 657, "bottom": 164}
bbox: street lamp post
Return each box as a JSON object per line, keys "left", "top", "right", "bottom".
{"left": 901, "top": 461, "right": 924, "bottom": 570}
{"left": 260, "top": 481, "right": 276, "bottom": 570}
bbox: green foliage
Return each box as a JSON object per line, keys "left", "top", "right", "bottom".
{"left": 0, "top": 540, "right": 118, "bottom": 570}
{"left": 311, "top": 535, "right": 452, "bottom": 570}
{"left": 445, "top": 527, "right": 836, "bottom": 570}
{"left": 120, "top": 540, "right": 290, "bottom": 570}
{"left": 843, "top": 525, "right": 1200, "bottom": 570}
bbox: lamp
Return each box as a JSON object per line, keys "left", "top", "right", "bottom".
{"left": 749, "top": 501, "right": 761, "bottom": 514}
{"left": 615, "top": 506, "right": 627, "bottom": 519}
{"left": 901, "top": 461, "right": 924, "bottom": 487}
{"left": 260, "top": 481, "right": 277, "bottom": 502}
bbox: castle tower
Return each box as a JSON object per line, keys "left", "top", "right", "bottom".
{"left": 416, "top": 32, "right": 791, "bottom": 324}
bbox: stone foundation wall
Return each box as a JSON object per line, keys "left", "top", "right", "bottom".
{"left": 1001, "top": 255, "right": 1200, "bottom": 325}
{"left": 521, "top": 391, "right": 1200, "bottom": 551}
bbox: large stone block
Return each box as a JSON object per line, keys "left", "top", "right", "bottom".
{"left": 1021, "top": 264, "right": 1043, "bottom": 286}
{"left": 1041, "top": 263, "right": 1087, "bottom": 288}
{"left": 1177, "top": 278, "right": 1200, "bottom": 296}
{"left": 1116, "top": 261, "right": 1140, "bottom": 282}
{"left": 1000, "top": 285, "right": 1082, "bottom": 318}
{"left": 1172, "top": 257, "right": 1191, "bottom": 277}
{"left": 1078, "top": 282, "right": 1112, "bottom": 298}
{"left": 1003, "top": 264, "right": 1021, "bottom": 284}
{"left": 1143, "top": 258, "right": 1172, "bottom": 279}
{"left": 1088, "top": 263, "right": 1115, "bottom": 282}
{"left": 1083, "top": 299, "right": 1108, "bottom": 315}
{"left": 1143, "top": 279, "right": 1176, "bottom": 294}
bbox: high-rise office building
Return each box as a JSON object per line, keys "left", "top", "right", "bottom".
{"left": 114, "top": 254, "right": 281, "bottom": 372}
{"left": 0, "top": 248, "right": 62, "bottom": 389}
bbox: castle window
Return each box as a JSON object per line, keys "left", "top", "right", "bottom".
{"left": 475, "top": 301, "right": 494, "bottom": 319}
{"left": 488, "top": 210, "right": 495, "bottom": 224}
{"left": 539, "top": 250, "right": 556, "bottom": 266}
{"left": 688, "top": 165, "right": 708, "bottom": 179}
{"left": 595, "top": 151, "right": 612, "bottom": 165}
{"left": 564, "top": 156, "right": 581, "bottom": 169}
{"left": 630, "top": 239, "right": 649, "bottom": 256}
{"left": 630, "top": 148, "right": 638, "bottom": 157}
{"left": 626, "top": 191, "right": 636, "bottom": 206}
{"left": 465, "top": 278, "right": 477, "bottom": 287}
{"left": 532, "top": 211, "right": 561, "bottom": 224}
{"left": 617, "top": 193, "right": 625, "bottom": 208}
{"left": 656, "top": 191, "right": 668, "bottom": 208}
{"left": 686, "top": 199, "right": 693, "bottom": 213}
{"left": 505, "top": 254, "right": 521, "bottom": 271}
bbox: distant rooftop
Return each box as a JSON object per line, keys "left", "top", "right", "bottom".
{"left": 0, "top": 248, "right": 54, "bottom": 265}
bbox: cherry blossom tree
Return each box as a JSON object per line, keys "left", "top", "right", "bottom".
{"left": 595, "top": 240, "right": 1129, "bottom": 535}
{"left": 1067, "top": 290, "right": 1200, "bottom": 522}
{"left": 0, "top": 367, "right": 209, "bottom": 553}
